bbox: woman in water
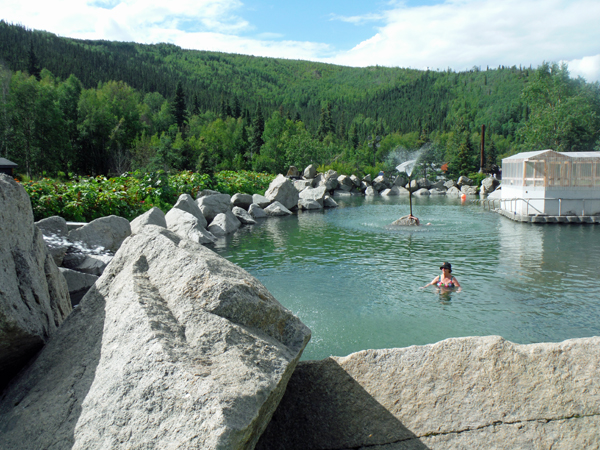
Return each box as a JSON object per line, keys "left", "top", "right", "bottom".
{"left": 422, "top": 262, "right": 461, "bottom": 290}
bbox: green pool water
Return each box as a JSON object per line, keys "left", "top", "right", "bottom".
{"left": 212, "top": 196, "right": 600, "bottom": 361}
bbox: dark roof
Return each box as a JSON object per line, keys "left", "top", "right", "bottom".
{"left": 0, "top": 158, "right": 17, "bottom": 167}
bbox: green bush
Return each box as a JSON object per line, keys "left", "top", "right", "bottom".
{"left": 21, "top": 170, "right": 274, "bottom": 222}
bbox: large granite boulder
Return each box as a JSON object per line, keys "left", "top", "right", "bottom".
{"left": 252, "top": 194, "right": 271, "bottom": 209}
{"left": 62, "top": 252, "right": 113, "bottom": 276}
{"left": 265, "top": 175, "right": 299, "bottom": 210}
{"left": 393, "top": 175, "right": 408, "bottom": 188}
{"left": 349, "top": 175, "right": 361, "bottom": 188}
{"left": 298, "top": 199, "right": 323, "bottom": 210}
{"left": 232, "top": 206, "right": 257, "bottom": 225}
{"left": 196, "top": 193, "right": 231, "bottom": 224}
{"left": 322, "top": 170, "right": 339, "bottom": 191}
{"left": 0, "top": 225, "right": 311, "bottom": 450}
{"left": 0, "top": 174, "right": 71, "bottom": 389}
{"left": 323, "top": 196, "right": 338, "bottom": 208}
{"left": 59, "top": 268, "right": 98, "bottom": 307}
{"left": 461, "top": 185, "right": 479, "bottom": 195}
{"left": 249, "top": 204, "right": 268, "bottom": 219}
{"left": 173, "top": 193, "right": 208, "bottom": 228}
{"left": 444, "top": 179, "right": 457, "bottom": 189}
{"left": 416, "top": 177, "right": 432, "bottom": 189}
{"left": 293, "top": 179, "right": 313, "bottom": 192}
{"left": 264, "top": 201, "right": 293, "bottom": 216}
{"left": 231, "top": 193, "right": 253, "bottom": 210}
{"left": 481, "top": 177, "right": 500, "bottom": 195}
{"left": 69, "top": 215, "right": 131, "bottom": 253}
{"left": 256, "top": 336, "right": 600, "bottom": 450}
{"left": 372, "top": 175, "right": 388, "bottom": 192}
{"left": 35, "top": 215, "right": 70, "bottom": 266}
{"left": 337, "top": 175, "right": 354, "bottom": 192}
{"left": 413, "top": 188, "right": 431, "bottom": 196}
{"left": 165, "top": 207, "right": 217, "bottom": 245}
{"left": 457, "top": 175, "right": 473, "bottom": 187}
{"left": 380, "top": 186, "right": 401, "bottom": 196}
{"left": 365, "top": 186, "right": 378, "bottom": 196}
{"left": 304, "top": 164, "right": 317, "bottom": 179}
{"left": 447, "top": 186, "right": 462, "bottom": 196}
{"left": 299, "top": 186, "right": 327, "bottom": 206}
{"left": 207, "top": 210, "right": 242, "bottom": 236}
{"left": 130, "top": 207, "right": 167, "bottom": 235}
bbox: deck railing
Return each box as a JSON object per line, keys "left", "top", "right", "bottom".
{"left": 478, "top": 197, "right": 599, "bottom": 216}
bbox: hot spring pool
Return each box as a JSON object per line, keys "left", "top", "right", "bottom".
{"left": 212, "top": 196, "right": 600, "bottom": 361}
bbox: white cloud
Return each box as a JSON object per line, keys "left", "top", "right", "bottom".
{"left": 2, "top": 0, "right": 600, "bottom": 82}
{"left": 326, "top": 0, "right": 600, "bottom": 81}
{"left": 565, "top": 54, "right": 600, "bottom": 83}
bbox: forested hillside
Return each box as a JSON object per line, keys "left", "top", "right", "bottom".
{"left": 1, "top": 21, "right": 598, "bottom": 179}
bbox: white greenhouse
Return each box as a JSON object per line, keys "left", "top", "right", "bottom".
{"left": 501, "top": 150, "right": 600, "bottom": 217}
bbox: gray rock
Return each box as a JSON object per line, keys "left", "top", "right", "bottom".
{"left": 429, "top": 188, "right": 447, "bottom": 195}
{"left": 380, "top": 186, "right": 402, "bottom": 196}
{"left": 249, "top": 203, "right": 268, "bottom": 219}
{"left": 196, "top": 193, "right": 231, "bottom": 223}
{"left": 481, "top": 176, "right": 500, "bottom": 195}
{"left": 130, "top": 207, "right": 167, "bottom": 235}
{"left": 362, "top": 174, "right": 372, "bottom": 183}
{"left": 447, "top": 186, "right": 462, "bottom": 196}
{"left": 165, "top": 208, "right": 217, "bottom": 245}
{"left": 417, "top": 178, "right": 432, "bottom": 189}
{"left": 59, "top": 268, "right": 98, "bottom": 306}
{"left": 173, "top": 194, "right": 208, "bottom": 228}
{"left": 286, "top": 166, "right": 300, "bottom": 177}
{"left": 298, "top": 199, "right": 323, "bottom": 210}
{"left": 304, "top": 164, "right": 317, "bottom": 179}
{"left": 350, "top": 175, "right": 361, "bottom": 187}
{"left": 359, "top": 181, "right": 369, "bottom": 192}
{"left": 196, "top": 189, "right": 221, "bottom": 198}
{"left": 430, "top": 180, "right": 446, "bottom": 190}
{"left": 322, "top": 170, "right": 339, "bottom": 191}
{"left": 36, "top": 216, "right": 70, "bottom": 266}
{"left": 62, "top": 253, "right": 113, "bottom": 276}
{"left": 232, "top": 206, "right": 257, "bottom": 225}
{"left": 393, "top": 176, "right": 407, "bottom": 188}
{"left": 457, "top": 175, "right": 473, "bottom": 187}
{"left": 392, "top": 215, "right": 420, "bottom": 226}
{"left": 231, "top": 193, "right": 253, "bottom": 210}
{"left": 69, "top": 215, "right": 131, "bottom": 253}
{"left": 299, "top": 186, "right": 327, "bottom": 206}
{"left": 323, "top": 196, "right": 338, "bottom": 208}
{"left": 294, "top": 179, "right": 313, "bottom": 192}
{"left": 265, "top": 175, "right": 299, "bottom": 210}
{"left": 337, "top": 175, "right": 354, "bottom": 192}
{"left": 0, "top": 174, "right": 71, "bottom": 389}
{"left": 407, "top": 179, "right": 419, "bottom": 191}
{"left": 207, "top": 210, "right": 242, "bottom": 236}
{"left": 372, "top": 175, "right": 388, "bottom": 192}
{"left": 444, "top": 179, "right": 457, "bottom": 189}
{"left": 0, "top": 225, "right": 311, "bottom": 450}
{"left": 413, "top": 188, "right": 431, "bottom": 196}
{"left": 365, "top": 186, "right": 378, "bottom": 196}
{"left": 256, "top": 336, "right": 600, "bottom": 450}
{"left": 252, "top": 194, "right": 272, "bottom": 209}
{"left": 66, "top": 221, "right": 86, "bottom": 231}
{"left": 264, "top": 201, "right": 293, "bottom": 216}
{"left": 36, "top": 215, "right": 69, "bottom": 237}
{"left": 461, "top": 185, "right": 479, "bottom": 195}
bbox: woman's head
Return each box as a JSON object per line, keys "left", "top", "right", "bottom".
{"left": 440, "top": 262, "right": 452, "bottom": 272}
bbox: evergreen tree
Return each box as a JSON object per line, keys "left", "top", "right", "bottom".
{"left": 27, "top": 41, "right": 41, "bottom": 81}
{"left": 172, "top": 81, "right": 187, "bottom": 129}
{"left": 350, "top": 124, "right": 359, "bottom": 149}
{"left": 248, "top": 104, "right": 264, "bottom": 158}
{"left": 317, "top": 102, "right": 333, "bottom": 140}
{"left": 232, "top": 95, "right": 241, "bottom": 118}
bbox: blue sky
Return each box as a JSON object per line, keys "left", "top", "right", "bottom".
{"left": 3, "top": 0, "right": 600, "bottom": 81}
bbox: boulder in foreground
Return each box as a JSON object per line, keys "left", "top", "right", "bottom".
{"left": 0, "top": 175, "right": 71, "bottom": 389}
{"left": 0, "top": 225, "right": 310, "bottom": 450}
{"left": 257, "top": 336, "right": 600, "bottom": 450}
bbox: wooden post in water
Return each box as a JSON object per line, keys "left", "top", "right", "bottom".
{"left": 480, "top": 124, "right": 486, "bottom": 172}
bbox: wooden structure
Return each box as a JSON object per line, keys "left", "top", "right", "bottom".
{"left": 501, "top": 150, "right": 600, "bottom": 217}
{"left": 0, "top": 158, "right": 17, "bottom": 176}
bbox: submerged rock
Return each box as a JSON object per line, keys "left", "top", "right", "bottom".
{"left": 0, "top": 225, "right": 311, "bottom": 450}
{"left": 392, "top": 215, "right": 420, "bottom": 226}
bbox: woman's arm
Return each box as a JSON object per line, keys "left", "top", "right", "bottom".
{"left": 421, "top": 275, "right": 439, "bottom": 288}
{"left": 452, "top": 276, "right": 461, "bottom": 287}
